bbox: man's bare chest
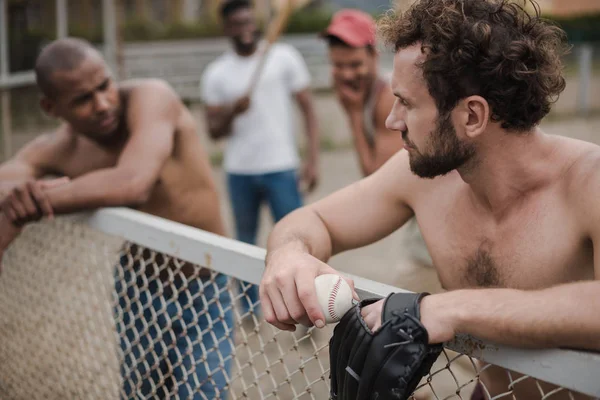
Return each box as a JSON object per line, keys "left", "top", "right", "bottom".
{"left": 415, "top": 192, "right": 593, "bottom": 290}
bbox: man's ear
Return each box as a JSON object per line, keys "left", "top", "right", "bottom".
{"left": 372, "top": 47, "right": 380, "bottom": 59}
{"left": 456, "top": 95, "right": 489, "bottom": 139}
{"left": 40, "top": 97, "right": 57, "bottom": 118}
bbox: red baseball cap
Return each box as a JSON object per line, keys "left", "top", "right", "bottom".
{"left": 321, "top": 9, "right": 376, "bottom": 48}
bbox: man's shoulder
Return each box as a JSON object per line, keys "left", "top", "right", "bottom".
{"left": 272, "top": 42, "right": 295, "bottom": 53}
{"left": 202, "top": 52, "right": 233, "bottom": 79}
{"left": 271, "top": 42, "right": 304, "bottom": 61}
{"left": 120, "top": 78, "right": 177, "bottom": 97}
{"left": 376, "top": 150, "right": 446, "bottom": 191}
{"left": 120, "top": 79, "right": 182, "bottom": 113}
{"left": 562, "top": 138, "right": 600, "bottom": 181}
{"left": 31, "top": 126, "right": 75, "bottom": 151}
{"left": 16, "top": 126, "right": 75, "bottom": 166}
{"left": 364, "top": 150, "right": 457, "bottom": 215}
{"left": 555, "top": 136, "right": 600, "bottom": 212}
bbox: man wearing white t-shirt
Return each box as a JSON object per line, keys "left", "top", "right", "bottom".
{"left": 201, "top": 0, "right": 319, "bottom": 316}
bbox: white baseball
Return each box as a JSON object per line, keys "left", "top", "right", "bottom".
{"left": 314, "top": 274, "right": 354, "bottom": 324}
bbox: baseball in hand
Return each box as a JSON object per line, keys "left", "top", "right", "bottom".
{"left": 314, "top": 274, "right": 354, "bottom": 324}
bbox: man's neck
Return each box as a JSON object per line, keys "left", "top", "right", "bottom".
{"left": 77, "top": 122, "right": 128, "bottom": 149}
{"left": 359, "top": 74, "right": 380, "bottom": 111}
{"left": 457, "top": 126, "right": 559, "bottom": 218}
{"left": 234, "top": 43, "right": 259, "bottom": 57}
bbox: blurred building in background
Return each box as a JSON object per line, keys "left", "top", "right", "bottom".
{"left": 4, "top": 0, "right": 599, "bottom": 73}
{"left": 6, "top": 0, "right": 328, "bottom": 29}
{"left": 391, "top": 0, "right": 600, "bottom": 15}
{"left": 0, "top": 0, "right": 599, "bottom": 161}
{"left": 537, "top": 0, "right": 600, "bottom": 16}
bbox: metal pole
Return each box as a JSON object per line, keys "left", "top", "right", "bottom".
{"left": 577, "top": 44, "right": 593, "bottom": 116}
{"left": 103, "top": 0, "right": 118, "bottom": 75}
{"left": 1, "top": 91, "right": 11, "bottom": 161}
{"left": 56, "top": 0, "right": 68, "bottom": 38}
{"left": 0, "top": 0, "right": 13, "bottom": 160}
{"left": 0, "top": 0, "right": 8, "bottom": 79}
{"left": 116, "top": 0, "right": 125, "bottom": 80}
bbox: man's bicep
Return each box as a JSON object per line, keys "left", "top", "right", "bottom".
{"left": 0, "top": 159, "right": 38, "bottom": 181}
{"left": 121, "top": 119, "right": 173, "bottom": 165}
{"left": 118, "top": 83, "right": 176, "bottom": 175}
{"left": 283, "top": 46, "right": 311, "bottom": 93}
{"left": 311, "top": 153, "right": 414, "bottom": 254}
{"left": 200, "top": 65, "right": 227, "bottom": 106}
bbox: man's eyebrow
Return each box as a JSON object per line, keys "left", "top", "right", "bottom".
{"left": 96, "top": 78, "right": 109, "bottom": 89}
{"left": 393, "top": 90, "right": 411, "bottom": 103}
{"left": 69, "top": 78, "right": 109, "bottom": 102}
{"left": 72, "top": 90, "right": 92, "bottom": 102}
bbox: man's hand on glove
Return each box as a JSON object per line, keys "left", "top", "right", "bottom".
{"left": 329, "top": 292, "right": 446, "bottom": 400}
{"left": 361, "top": 294, "right": 457, "bottom": 344}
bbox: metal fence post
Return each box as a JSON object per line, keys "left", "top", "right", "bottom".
{"left": 57, "top": 0, "right": 68, "bottom": 38}
{"left": 577, "top": 44, "right": 593, "bottom": 116}
{"left": 0, "top": 0, "right": 13, "bottom": 160}
{"left": 103, "top": 0, "right": 118, "bottom": 76}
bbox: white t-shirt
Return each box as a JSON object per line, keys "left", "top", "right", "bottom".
{"left": 200, "top": 42, "right": 311, "bottom": 174}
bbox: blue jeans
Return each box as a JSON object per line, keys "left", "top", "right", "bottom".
{"left": 115, "top": 250, "right": 234, "bottom": 399}
{"left": 227, "top": 169, "right": 303, "bottom": 315}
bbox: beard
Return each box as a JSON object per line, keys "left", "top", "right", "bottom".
{"left": 341, "top": 72, "right": 374, "bottom": 92}
{"left": 232, "top": 30, "right": 261, "bottom": 55}
{"left": 405, "top": 113, "right": 475, "bottom": 179}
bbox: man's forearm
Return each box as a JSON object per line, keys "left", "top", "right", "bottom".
{"left": 434, "top": 281, "right": 600, "bottom": 351}
{"left": 303, "top": 105, "right": 320, "bottom": 166}
{"left": 207, "top": 102, "right": 241, "bottom": 140}
{"left": 348, "top": 113, "right": 376, "bottom": 176}
{"left": 209, "top": 110, "right": 236, "bottom": 139}
{"left": 44, "top": 168, "right": 149, "bottom": 214}
{"left": 266, "top": 207, "right": 333, "bottom": 263}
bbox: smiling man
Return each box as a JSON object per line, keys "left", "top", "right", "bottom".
{"left": 322, "top": 9, "right": 403, "bottom": 176}
{"left": 321, "top": 8, "right": 433, "bottom": 295}
{"left": 0, "top": 38, "right": 232, "bottom": 399}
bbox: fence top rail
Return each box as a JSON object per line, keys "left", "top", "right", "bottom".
{"left": 82, "top": 207, "right": 600, "bottom": 398}
{"left": 0, "top": 71, "right": 35, "bottom": 90}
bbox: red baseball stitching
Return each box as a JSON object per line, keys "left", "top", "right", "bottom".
{"left": 328, "top": 277, "right": 342, "bottom": 321}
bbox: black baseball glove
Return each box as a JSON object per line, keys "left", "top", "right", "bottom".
{"left": 329, "top": 292, "right": 443, "bottom": 400}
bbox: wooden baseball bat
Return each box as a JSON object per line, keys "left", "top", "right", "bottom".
{"left": 245, "top": 0, "right": 309, "bottom": 96}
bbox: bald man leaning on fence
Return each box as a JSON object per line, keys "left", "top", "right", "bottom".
{"left": 261, "top": 1, "right": 600, "bottom": 399}
{"left": 0, "top": 38, "right": 232, "bottom": 399}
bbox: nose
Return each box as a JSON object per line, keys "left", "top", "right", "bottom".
{"left": 94, "top": 93, "right": 110, "bottom": 113}
{"left": 240, "top": 29, "right": 253, "bottom": 43}
{"left": 339, "top": 68, "right": 355, "bottom": 82}
{"left": 385, "top": 102, "right": 407, "bottom": 132}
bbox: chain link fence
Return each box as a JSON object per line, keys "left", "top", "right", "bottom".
{"left": 0, "top": 211, "right": 598, "bottom": 399}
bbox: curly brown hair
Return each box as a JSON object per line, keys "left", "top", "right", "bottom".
{"left": 379, "top": 0, "right": 568, "bottom": 131}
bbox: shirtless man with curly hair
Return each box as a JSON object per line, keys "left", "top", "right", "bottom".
{"left": 260, "top": 1, "right": 599, "bottom": 398}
